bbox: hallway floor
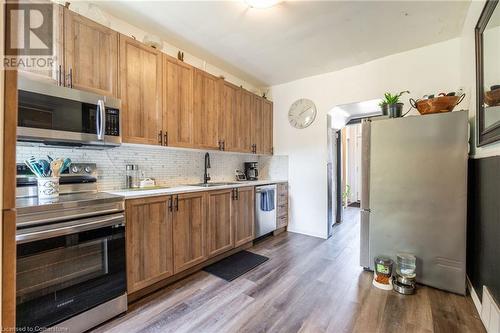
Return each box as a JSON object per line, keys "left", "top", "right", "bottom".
{"left": 94, "top": 207, "right": 485, "bottom": 333}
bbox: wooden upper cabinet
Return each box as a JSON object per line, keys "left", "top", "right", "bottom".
{"left": 19, "top": 3, "right": 64, "bottom": 84}
{"left": 234, "top": 187, "right": 255, "bottom": 247}
{"left": 219, "top": 81, "right": 239, "bottom": 152}
{"left": 120, "top": 35, "right": 163, "bottom": 145}
{"left": 206, "top": 189, "right": 234, "bottom": 258}
{"left": 193, "top": 69, "right": 220, "bottom": 149}
{"left": 64, "top": 8, "right": 118, "bottom": 96}
{"left": 163, "top": 55, "right": 194, "bottom": 148}
{"left": 126, "top": 196, "right": 173, "bottom": 293}
{"left": 251, "top": 95, "right": 264, "bottom": 154}
{"left": 239, "top": 90, "right": 255, "bottom": 153}
{"left": 262, "top": 99, "right": 273, "bottom": 155}
{"left": 173, "top": 192, "right": 207, "bottom": 273}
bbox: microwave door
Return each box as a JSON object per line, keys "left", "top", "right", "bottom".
{"left": 17, "top": 92, "right": 103, "bottom": 146}
{"left": 16, "top": 77, "right": 122, "bottom": 147}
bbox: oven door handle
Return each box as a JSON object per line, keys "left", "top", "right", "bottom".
{"left": 16, "top": 213, "right": 125, "bottom": 244}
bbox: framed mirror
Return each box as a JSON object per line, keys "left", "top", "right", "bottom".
{"left": 476, "top": 0, "right": 500, "bottom": 146}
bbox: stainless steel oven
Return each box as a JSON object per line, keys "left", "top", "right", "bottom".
{"left": 17, "top": 76, "right": 121, "bottom": 148}
{"left": 16, "top": 192, "right": 127, "bottom": 332}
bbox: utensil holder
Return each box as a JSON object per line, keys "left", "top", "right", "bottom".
{"left": 37, "top": 177, "right": 60, "bottom": 199}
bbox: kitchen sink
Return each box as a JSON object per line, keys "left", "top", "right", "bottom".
{"left": 187, "top": 182, "right": 238, "bottom": 187}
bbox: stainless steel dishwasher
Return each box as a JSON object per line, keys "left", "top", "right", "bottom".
{"left": 255, "top": 184, "right": 277, "bottom": 238}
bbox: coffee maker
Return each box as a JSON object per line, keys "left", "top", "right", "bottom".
{"left": 244, "top": 162, "right": 259, "bottom": 181}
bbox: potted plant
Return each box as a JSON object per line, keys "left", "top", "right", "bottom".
{"left": 342, "top": 184, "right": 351, "bottom": 207}
{"left": 379, "top": 90, "right": 410, "bottom": 118}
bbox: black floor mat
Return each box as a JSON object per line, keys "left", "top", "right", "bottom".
{"left": 203, "top": 250, "right": 269, "bottom": 281}
{"left": 348, "top": 201, "right": 361, "bottom": 207}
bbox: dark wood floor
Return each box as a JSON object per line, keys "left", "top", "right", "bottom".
{"left": 93, "top": 208, "right": 485, "bottom": 333}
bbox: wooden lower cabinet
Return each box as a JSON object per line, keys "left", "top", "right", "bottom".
{"left": 277, "top": 183, "right": 288, "bottom": 228}
{"left": 126, "top": 196, "right": 173, "bottom": 293}
{"left": 173, "top": 192, "right": 207, "bottom": 273}
{"left": 126, "top": 186, "right": 261, "bottom": 294}
{"left": 207, "top": 189, "right": 234, "bottom": 257}
{"left": 234, "top": 187, "right": 255, "bottom": 247}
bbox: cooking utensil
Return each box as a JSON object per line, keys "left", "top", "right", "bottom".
{"left": 24, "top": 160, "right": 41, "bottom": 178}
{"left": 61, "top": 158, "right": 72, "bottom": 174}
{"left": 50, "top": 159, "right": 64, "bottom": 178}
{"left": 38, "top": 159, "right": 51, "bottom": 177}
{"left": 27, "top": 157, "right": 44, "bottom": 177}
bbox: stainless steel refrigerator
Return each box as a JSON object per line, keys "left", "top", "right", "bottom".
{"left": 359, "top": 110, "right": 468, "bottom": 295}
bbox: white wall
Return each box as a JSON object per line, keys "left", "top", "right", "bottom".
{"left": 68, "top": 2, "right": 262, "bottom": 95}
{"left": 460, "top": 0, "right": 500, "bottom": 158}
{"left": 271, "top": 38, "right": 462, "bottom": 239}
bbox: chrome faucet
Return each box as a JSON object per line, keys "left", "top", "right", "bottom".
{"left": 204, "top": 152, "right": 211, "bottom": 184}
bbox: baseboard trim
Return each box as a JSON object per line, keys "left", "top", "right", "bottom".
{"left": 467, "top": 275, "right": 500, "bottom": 333}
{"left": 482, "top": 286, "right": 500, "bottom": 333}
{"left": 467, "top": 276, "right": 482, "bottom": 315}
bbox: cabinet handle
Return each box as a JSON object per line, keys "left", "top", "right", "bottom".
{"left": 218, "top": 140, "right": 222, "bottom": 150}
{"left": 222, "top": 140, "right": 225, "bottom": 151}
{"left": 168, "top": 197, "right": 172, "bottom": 212}
{"left": 158, "top": 130, "right": 163, "bottom": 145}
{"left": 66, "top": 68, "right": 73, "bottom": 88}
{"left": 164, "top": 131, "right": 168, "bottom": 146}
{"left": 231, "top": 188, "right": 235, "bottom": 200}
{"left": 236, "top": 188, "right": 239, "bottom": 200}
{"left": 58, "top": 65, "right": 62, "bottom": 86}
{"left": 175, "top": 195, "right": 179, "bottom": 211}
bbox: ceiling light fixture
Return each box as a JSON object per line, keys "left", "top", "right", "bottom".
{"left": 244, "top": 0, "right": 282, "bottom": 9}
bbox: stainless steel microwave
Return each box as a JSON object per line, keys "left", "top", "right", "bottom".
{"left": 17, "top": 76, "right": 122, "bottom": 148}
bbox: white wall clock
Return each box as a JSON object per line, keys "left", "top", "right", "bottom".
{"left": 288, "top": 98, "right": 317, "bottom": 129}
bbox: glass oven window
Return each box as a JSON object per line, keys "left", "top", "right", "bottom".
{"left": 16, "top": 224, "right": 126, "bottom": 330}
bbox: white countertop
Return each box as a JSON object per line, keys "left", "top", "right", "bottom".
{"left": 105, "top": 179, "right": 288, "bottom": 199}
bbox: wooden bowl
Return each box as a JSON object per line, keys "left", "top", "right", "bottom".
{"left": 410, "top": 94, "right": 465, "bottom": 115}
{"left": 485, "top": 89, "right": 500, "bottom": 107}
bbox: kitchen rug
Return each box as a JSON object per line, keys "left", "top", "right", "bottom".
{"left": 203, "top": 250, "right": 269, "bottom": 281}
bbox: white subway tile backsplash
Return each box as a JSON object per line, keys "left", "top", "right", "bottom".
{"left": 17, "top": 144, "right": 288, "bottom": 191}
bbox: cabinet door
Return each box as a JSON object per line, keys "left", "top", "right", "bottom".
{"left": 219, "top": 81, "right": 241, "bottom": 152}
{"left": 64, "top": 9, "right": 118, "bottom": 96}
{"left": 163, "top": 55, "right": 194, "bottom": 148}
{"left": 173, "top": 192, "right": 207, "bottom": 273}
{"left": 18, "top": 4, "right": 64, "bottom": 84}
{"left": 126, "top": 196, "right": 173, "bottom": 293}
{"left": 277, "top": 183, "right": 288, "bottom": 228}
{"left": 193, "top": 70, "right": 220, "bottom": 149}
{"left": 262, "top": 99, "right": 273, "bottom": 155}
{"left": 207, "top": 189, "right": 234, "bottom": 257}
{"left": 239, "top": 90, "right": 254, "bottom": 153}
{"left": 251, "top": 95, "right": 264, "bottom": 154}
{"left": 234, "top": 187, "right": 255, "bottom": 247}
{"left": 120, "top": 35, "right": 163, "bottom": 145}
